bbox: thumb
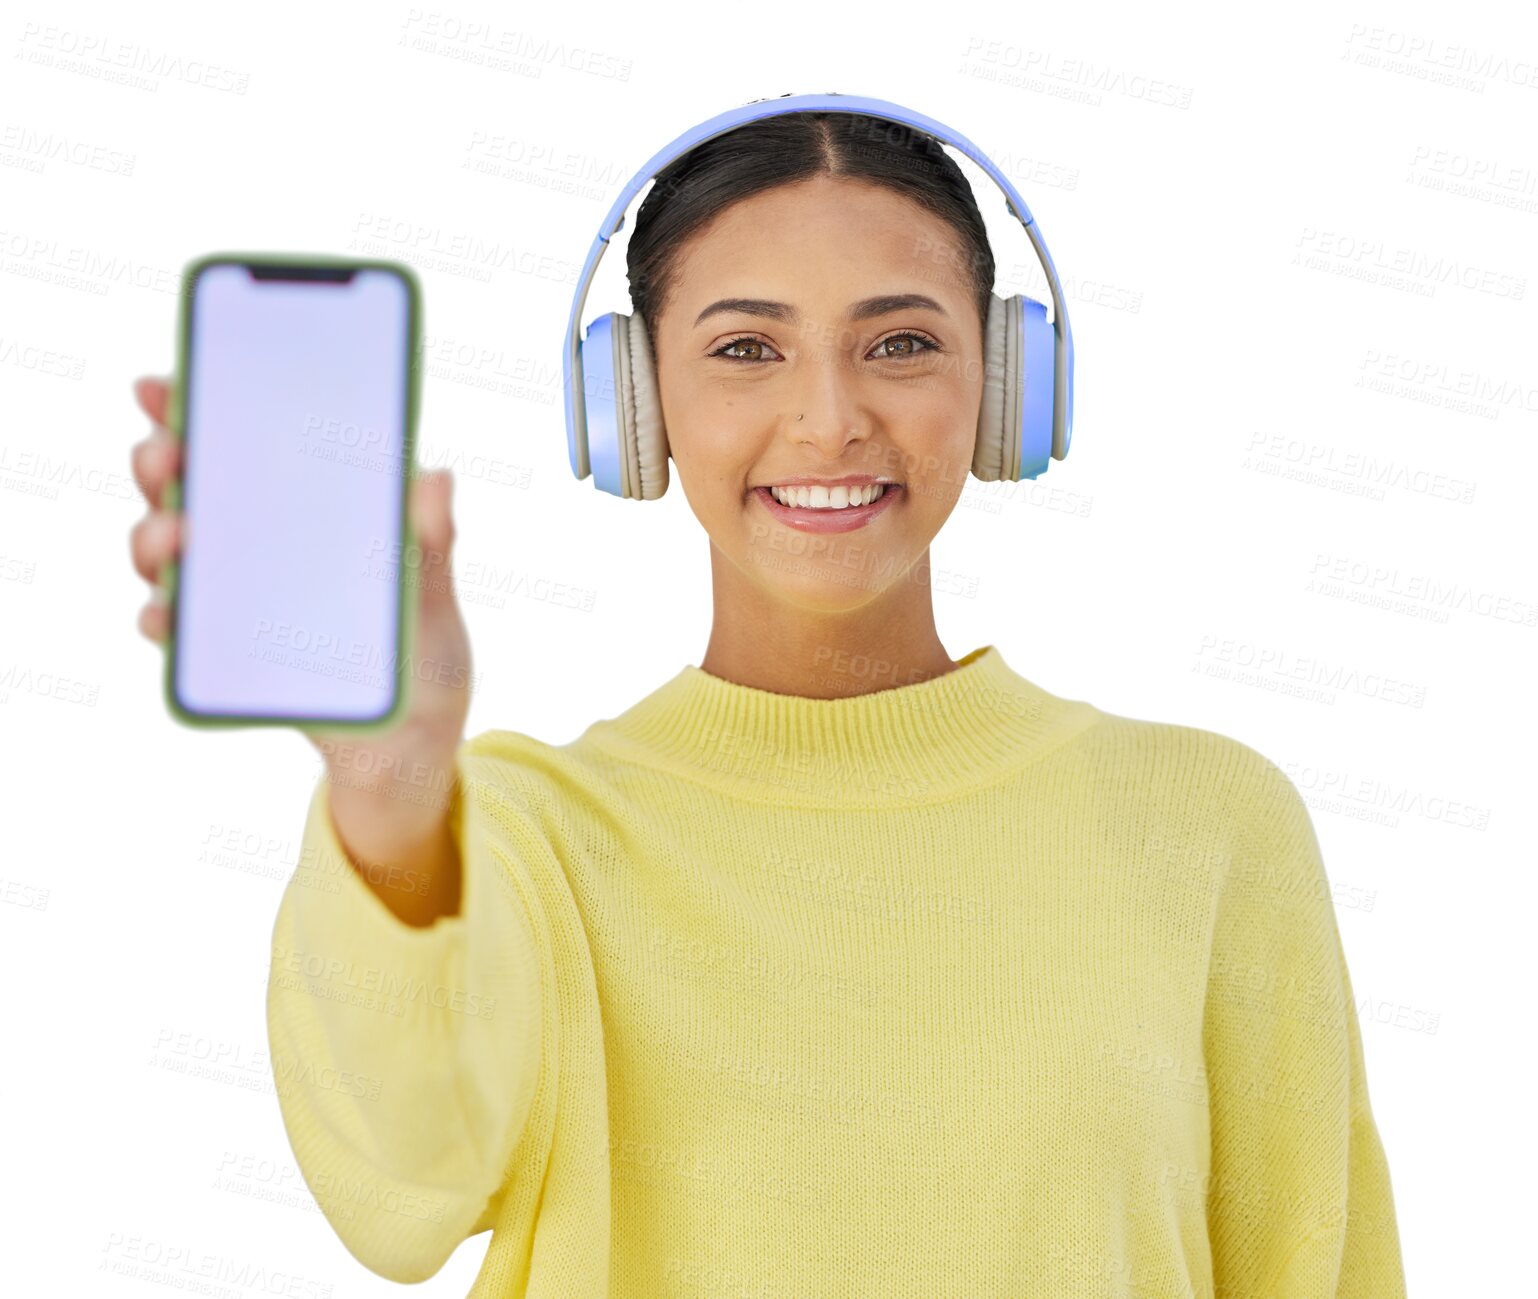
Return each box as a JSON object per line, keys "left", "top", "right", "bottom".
{"left": 408, "top": 469, "right": 457, "bottom": 599}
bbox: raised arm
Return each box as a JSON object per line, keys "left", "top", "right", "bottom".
{"left": 266, "top": 753, "right": 547, "bottom": 1282}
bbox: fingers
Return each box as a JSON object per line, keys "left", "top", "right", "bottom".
{"left": 138, "top": 595, "right": 170, "bottom": 644}
{"left": 130, "top": 510, "right": 181, "bottom": 584}
{"left": 130, "top": 375, "right": 180, "bottom": 511}
{"left": 131, "top": 376, "right": 181, "bottom": 645}
{"left": 131, "top": 430, "right": 181, "bottom": 511}
{"left": 133, "top": 374, "right": 170, "bottom": 427}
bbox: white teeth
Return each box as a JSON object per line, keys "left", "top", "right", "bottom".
{"left": 769, "top": 483, "right": 888, "bottom": 509}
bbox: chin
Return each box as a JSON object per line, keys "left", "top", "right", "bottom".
{"left": 741, "top": 548, "right": 902, "bottom": 612}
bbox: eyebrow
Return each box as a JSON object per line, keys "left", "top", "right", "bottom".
{"left": 693, "top": 292, "right": 948, "bottom": 327}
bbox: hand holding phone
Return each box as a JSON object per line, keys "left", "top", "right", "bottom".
{"left": 130, "top": 377, "right": 474, "bottom": 925}
{"left": 136, "top": 253, "right": 480, "bottom": 925}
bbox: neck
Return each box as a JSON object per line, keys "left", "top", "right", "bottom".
{"left": 702, "top": 543, "right": 957, "bottom": 700}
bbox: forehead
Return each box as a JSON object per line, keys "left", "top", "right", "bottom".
{"left": 665, "top": 175, "right": 974, "bottom": 317}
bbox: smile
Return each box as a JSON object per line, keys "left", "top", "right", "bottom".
{"left": 752, "top": 483, "right": 902, "bottom": 533}
{"left": 770, "top": 483, "right": 890, "bottom": 509}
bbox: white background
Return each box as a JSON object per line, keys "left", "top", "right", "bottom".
{"left": 3, "top": 0, "right": 1532, "bottom": 1291}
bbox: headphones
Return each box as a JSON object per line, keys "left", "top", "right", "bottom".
{"left": 561, "top": 91, "right": 1075, "bottom": 500}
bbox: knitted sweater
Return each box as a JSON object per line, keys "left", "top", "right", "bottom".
{"left": 266, "top": 644, "right": 1406, "bottom": 1297}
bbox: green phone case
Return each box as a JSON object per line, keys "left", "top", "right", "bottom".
{"left": 161, "top": 251, "right": 424, "bottom": 738}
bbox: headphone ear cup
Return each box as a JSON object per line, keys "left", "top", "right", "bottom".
{"left": 576, "top": 311, "right": 669, "bottom": 499}
{"left": 620, "top": 312, "right": 669, "bottom": 500}
{"left": 973, "top": 293, "right": 1010, "bottom": 481}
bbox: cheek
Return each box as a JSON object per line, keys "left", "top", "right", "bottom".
{"left": 655, "top": 386, "right": 753, "bottom": 518}
{"left": 670, "top": 392, "right": 761, "bottom": 472}
{"left": 661, "top": 369, "right": 733, "bottom": 437}
{"left": 896, "top": 388, "right": 976, "bottom": 465}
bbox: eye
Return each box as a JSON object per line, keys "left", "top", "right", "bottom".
{"left": 709, "top": 331, "right": 942, "bottom": 363}
{"left": 868, "top": 331, "right": 941, "bottom": 360}
{"left": 711, "top": 336, "right": 783, "bottom": 363}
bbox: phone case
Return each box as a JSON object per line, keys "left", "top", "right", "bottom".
{"left": 160, "top": 251, "right": 424, "bottom": 737}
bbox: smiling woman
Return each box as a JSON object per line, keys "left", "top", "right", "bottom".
{"left": 256, "top": 95, "right": 1407, "bottom": 1299}
{"left": 624, "top": 112, "right": 1002, "bottom": 689}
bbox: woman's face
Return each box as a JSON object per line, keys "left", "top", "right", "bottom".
{"left": 652, "top": 174, "right": 985, "bottom": 614}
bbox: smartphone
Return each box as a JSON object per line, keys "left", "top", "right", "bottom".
{"left": 160, "top": 253, "right": 422, "bottom": 733}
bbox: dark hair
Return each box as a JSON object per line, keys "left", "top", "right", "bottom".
{"left": 625, "top": 111, "right": 996, "bottom": 362}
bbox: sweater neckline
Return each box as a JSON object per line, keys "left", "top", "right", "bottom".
{"left": 580, "top": 644, "right": 1101, "bottom": 806}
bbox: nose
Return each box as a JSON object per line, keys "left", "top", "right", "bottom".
{"left": 782, "top": 331, "right": 870, "bottom": 457}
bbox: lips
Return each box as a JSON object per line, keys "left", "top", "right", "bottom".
{"left": 751, "top": 483, "right": 902, "bottom": 534}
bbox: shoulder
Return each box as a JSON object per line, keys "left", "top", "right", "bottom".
{"left": 1070, "top": 707, "right": 1328, "bottom": 916}
{"left": 1059, "top": 704, "right": 1319, "bottom": 878}
{"left": 1068, "top": 701, "right": 1298, "bottom": 814}
{"left": 457, "top": 725, "right": 633, "bottom": 840}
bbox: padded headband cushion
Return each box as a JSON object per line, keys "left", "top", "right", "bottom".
{"left": 621, "top": 311, "right": 668, "bottom": 500}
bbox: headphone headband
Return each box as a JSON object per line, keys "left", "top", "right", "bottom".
{"left": 562, "top": 91, "right": 1075, "bottom": 482}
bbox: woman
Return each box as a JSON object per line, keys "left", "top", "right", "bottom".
{"left": 128, "top": 108, "right": 1406, "bottom": 1297}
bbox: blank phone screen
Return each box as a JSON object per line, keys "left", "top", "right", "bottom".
{"left": 171, "top": 264, "right": 413, "bottom": 723}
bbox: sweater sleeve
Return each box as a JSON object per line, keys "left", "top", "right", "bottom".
{"left": 265, "top": 752, "right": 546, "bottom": 1283}
{"left": 1202, "top": 757, "right": 1407, "bottom": 1298}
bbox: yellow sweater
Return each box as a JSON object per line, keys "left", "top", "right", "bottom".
{"left": 266, "top": 644, "right": 1406, "bottom": 1297}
